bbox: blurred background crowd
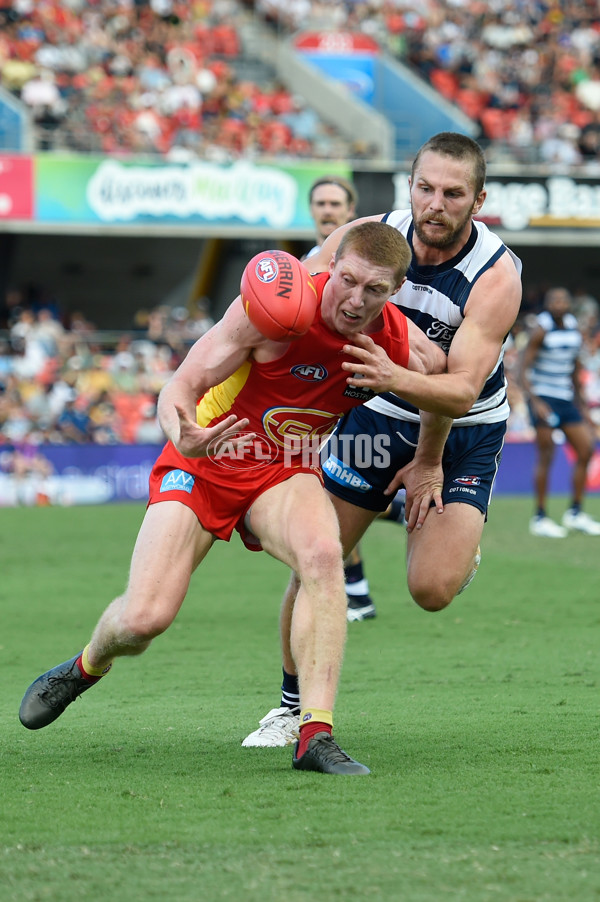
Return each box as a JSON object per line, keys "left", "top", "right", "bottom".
{"left": 0, "top": 290, "right": 215, "bottom": 450}
{"left": 0, "top": 0, "right": 599, "bottom": 167}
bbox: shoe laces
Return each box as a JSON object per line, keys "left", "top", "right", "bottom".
{"left": 310, "top": 733, "right": 355, "bottom": 765}
{"left": 40, "top": 664, "right": 84, "bottom": 709}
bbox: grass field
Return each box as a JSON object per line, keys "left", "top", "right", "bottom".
{"left": 2, "top": 496, "right": 600, "bottom": 902}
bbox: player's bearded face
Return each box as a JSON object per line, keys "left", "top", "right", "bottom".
{"left": 409, "top": 152, "right": 482, "bottom": 250}
{"left": 412, "top": 203, "right": 474, "bottom": 249}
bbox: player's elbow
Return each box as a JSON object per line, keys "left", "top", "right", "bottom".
{"left": 445, "top": 392, "right": 478, "bottom": 418}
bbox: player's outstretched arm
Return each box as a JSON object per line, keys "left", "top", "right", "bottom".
{"left": 157, "top": 298, "right": 262, "bottom": 455}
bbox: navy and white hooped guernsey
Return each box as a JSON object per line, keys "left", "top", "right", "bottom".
{"left": 366, "top": 209, "right": 522, "bottom": 427}
{"left": 528, "top": 310, "right": 581, "bottom": 402}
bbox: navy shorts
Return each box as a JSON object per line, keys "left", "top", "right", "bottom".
{"left": 527, "top": 395, "right": 583, "bottom": 429}
{"left": 321, "top": 405, "right": 506, "bottom": 515}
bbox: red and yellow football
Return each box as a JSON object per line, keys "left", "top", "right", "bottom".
{"left": 240, "top": 250, "right": 318, "bottom": 341}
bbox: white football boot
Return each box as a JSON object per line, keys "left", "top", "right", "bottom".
{"left": 562, "top": 509, "right": 600, "bottom": 535}
{"left": 242, "top": 707, "right": 300, "bottom": 747}
{"left": 529, "top": 515, "right": 567, "bottom": 538}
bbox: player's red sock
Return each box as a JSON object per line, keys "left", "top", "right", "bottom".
{"left": 76, "top": 645, "right": 112, "bottom": 683}
{"left": 297, "top": 721, "right": 332, "bottom": 757}
{"left": 297, "top": 708, "right": 333, "bottom": 757}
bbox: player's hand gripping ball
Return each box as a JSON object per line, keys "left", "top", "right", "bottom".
{"left": 240, "top": 250, "right": 318, "bottom": 341}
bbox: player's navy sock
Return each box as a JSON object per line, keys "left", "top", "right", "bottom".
{"left": 536, "top": 508, "right": 546, "bottom": 519}
{"left": 569, "top": 501, "right": 581, "bottom": 514}
{"left": 345, "top": 560, "right": 370, "bottom": 598}
{"left": 280, "top": 668, "right": 300, "bottom": 711}
{"left": 344, "top": 561, "right": 364, "bottom": 584}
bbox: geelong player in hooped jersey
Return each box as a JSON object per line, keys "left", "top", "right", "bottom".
{"left": 321, "top": 134, "right": 523, "bottom": 608}
{"left": 518, "top": 286, "right": 600, "bottom": 538}
{"left": 243, "top": 132, "right": 524, "bottom": 750}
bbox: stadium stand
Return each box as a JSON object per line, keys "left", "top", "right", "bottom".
{"left": 0, "top": 0, "right": 355, "bottom": 160}
{"left": 251, "top": 0, "right": 600, "bottom": 168}
{"left": 1, "top": 1, "right": 598, "bottom": 165}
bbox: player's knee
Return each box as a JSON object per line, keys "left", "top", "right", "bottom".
{"left": 295, "top": 534, "right": 343, "bottom": 581}
{"left": 407, "top": 574, "right": 454, "bottom": 612}
{"left": 120, "top": 604, "right": 174, "bottom": 640}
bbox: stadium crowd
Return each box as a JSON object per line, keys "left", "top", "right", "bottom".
{"left": 0, "top": 295, "right": 216, "bottom": 459}
{"left": 255, "top": 0, "right": 600, "bottom": 168}
{"left": 0, "top": 0, "right": 353, "bottom": 160}
{"left": 0, "top": 1, "right": 598, "bottom": 165}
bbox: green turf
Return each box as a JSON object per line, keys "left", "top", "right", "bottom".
{"left": 2, "top": 497, "right": 600, "bottom": 901}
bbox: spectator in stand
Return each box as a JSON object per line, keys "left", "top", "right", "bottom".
{"left": 30, "top": 308, "right": 67, "bottom": 359}
{"left": 571, "top": 286, "right": 600, "bottom": 339}
{"left": 134, "top": 399, "right": 165, "bottom": 444}
{"left": 539, "top": 123, "right": 583, "bottom": 168}
{"left": 182, "top": 299, "right": 215, "bottom": 341}
{"left": 57, "top": 396, "right": 94, "bottom": 444}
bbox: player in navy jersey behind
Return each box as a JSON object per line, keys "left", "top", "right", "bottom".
{"left": 518, "top": 286, "right": 600, "bottom": 538}
{"left": 243, "top": 132, "right": 524, "bottom": 750}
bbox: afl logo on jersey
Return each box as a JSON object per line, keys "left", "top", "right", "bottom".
{"left": 454, "top": 476, "right": 481, "bottom": 486}
{"left": 291, "top": 364, "right": 328, "bottom": 382}
{"left": 255, "top": 257, "right": 278, "bottom": 283}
